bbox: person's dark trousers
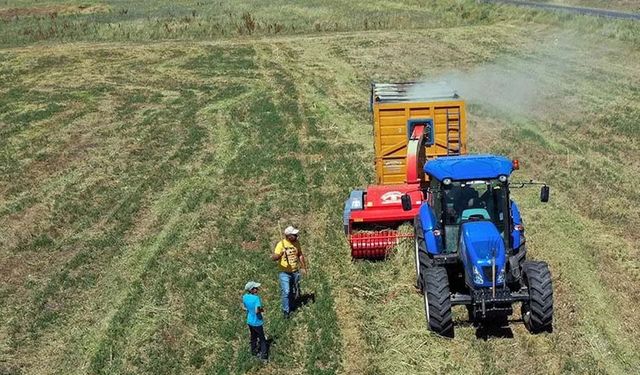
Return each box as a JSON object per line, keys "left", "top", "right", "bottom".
{"left": 248, "top": 325, "right": 267, "bottom": 359}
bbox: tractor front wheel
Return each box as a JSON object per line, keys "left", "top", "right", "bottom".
{"left": 521, "top": 261, "right": 553, "bottom": 333}
{"left": 422, "top": 267, "right": 454, "bottom": 338}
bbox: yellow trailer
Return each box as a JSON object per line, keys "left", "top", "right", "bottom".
{"left": 371, "top": 83, "right": 468, "bottom": 185}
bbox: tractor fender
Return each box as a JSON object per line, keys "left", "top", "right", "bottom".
{"left": 418, "top": 204, "right": 443, "bottom": 255}
{"left": 511, "top": 200, "right": 524, "bottom": 251}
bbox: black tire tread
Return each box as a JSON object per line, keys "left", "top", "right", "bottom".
{"left": 414, "top": 218, "right": 430, "bottom": 290}
{"left": 414, "top": 218, "right": 432, "bottom": 269}
{"left": 522, "top": 261, "right": 553, "bottom": 333}
{"left": 423, "top": 267, "right": 454, "bottom": 338}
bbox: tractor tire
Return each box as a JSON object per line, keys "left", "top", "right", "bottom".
{"left": 422, "top": 267, "right": 454, "bottom": 338}
{"left": 521, "top": 261, "right": 553, "bottom": 334}
{"left": 414, "top": 218, "right": 431, "bottom": 290}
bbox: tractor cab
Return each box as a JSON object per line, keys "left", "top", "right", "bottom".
{"left": 437, "top": 178, "right": 508, "bottom": 254}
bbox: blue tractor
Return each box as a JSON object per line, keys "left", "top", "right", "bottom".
{"left": 401, "top": 154, "right": 553, "bottom": 337}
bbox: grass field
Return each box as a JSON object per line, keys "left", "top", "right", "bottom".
{"left": 1, "top": 1, "right": 639, "bottom": 374}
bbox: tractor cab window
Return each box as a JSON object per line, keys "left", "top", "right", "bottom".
{"left": 440, "top": 179, "right": 507, "bottom": 252}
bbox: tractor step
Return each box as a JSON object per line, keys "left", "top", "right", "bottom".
{"left": 450, "top": 293, "right": 473, "bottom": 305}
{"left": 431, "top": 253, "right": 460, "bottom": 266}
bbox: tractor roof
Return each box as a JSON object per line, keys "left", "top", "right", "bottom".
{"left": 424, "top": 154, "right": 514, "bottom": 181}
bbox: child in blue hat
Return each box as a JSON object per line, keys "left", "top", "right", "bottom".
{"left": 242, "top": 281, "right": 267, "bottom": 362}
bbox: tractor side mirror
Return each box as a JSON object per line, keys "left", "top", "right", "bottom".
{"left": 401, "top": 194, "right": 412, "bottom": 211}
{"left": 540, "top": 185, "right": 550, "bottom": 203}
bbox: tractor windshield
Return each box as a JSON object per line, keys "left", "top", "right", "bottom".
{"left": 438, "top": 179, "right": 507, "bottom": 252}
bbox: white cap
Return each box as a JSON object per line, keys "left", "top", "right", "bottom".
{"left": 244, "top": 281, "right": 261, "bottom": 291}
{"left": 284, "top": 226, "right": 300, "bottom": 235}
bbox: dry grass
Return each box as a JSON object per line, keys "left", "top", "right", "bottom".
{"left": 1, "top": 1, "right": 639, "bottom": 374}
{"left": 0, "top": 4, "right": 109, "bottom": 21}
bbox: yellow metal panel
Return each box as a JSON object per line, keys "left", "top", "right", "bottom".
{"left": 372, "top": 99, "right": 468, "bottom": 185}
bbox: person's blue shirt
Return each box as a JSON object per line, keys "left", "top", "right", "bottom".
{"left": 242, "top": 293, "right": 263, "bottom": 326}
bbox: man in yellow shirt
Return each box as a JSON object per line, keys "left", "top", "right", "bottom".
{"left": 271, "top": 225, "right": 308, "bottom": 318}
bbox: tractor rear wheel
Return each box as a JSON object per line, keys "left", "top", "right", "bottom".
{"left": 521, "top": 261, "right": 553, "bottom": 333}
{"left": 422, "top": 267, "right": 454, "bottom": 338}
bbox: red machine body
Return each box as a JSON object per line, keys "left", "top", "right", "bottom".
{"left": 344, "top": 122, "right": 429, "bottom": 258}
{"left": 346, "top": 185, "right": 423, "bottom": 258}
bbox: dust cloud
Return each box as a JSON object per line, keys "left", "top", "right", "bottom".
{"left": 410, "top": 64, "right": 544, "bottom": 116}
{"left": 409, "top": 34, "right": 582, "bottom": 118}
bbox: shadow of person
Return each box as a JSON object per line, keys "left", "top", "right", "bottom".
{"left": 265, "top": 337, "right": 275, "bottom": 359}
{"left": 292, "top": 293, "right": 316, "bottom": 312}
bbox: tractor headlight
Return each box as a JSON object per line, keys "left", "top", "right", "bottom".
{"left": 497, "top": 268, "right": 506, "bottom": 284}
{"left": 443, "top": 178, "right": 452, "bottom": 185}
{"left": 498, "top": 175, "right": 508, "bottom": 183}
{"left": 472, "top": 266, "right": 483, "bottom": 284}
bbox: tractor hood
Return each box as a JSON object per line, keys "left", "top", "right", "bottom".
{"left": 459, "top": 221, "right": 506, "bottom": 288}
